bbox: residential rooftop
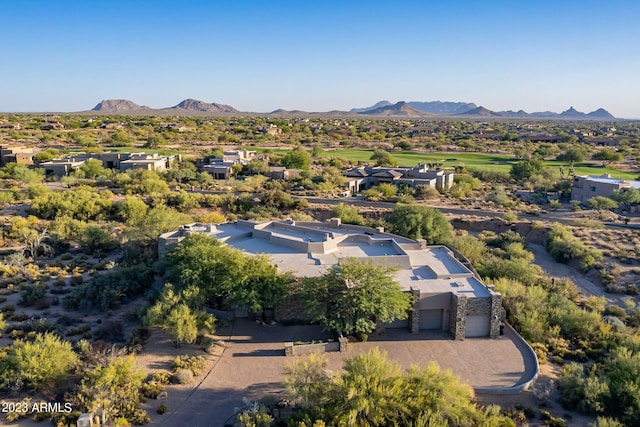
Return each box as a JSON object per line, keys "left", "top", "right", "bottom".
{"left": 159, "top": 219, "right": 491, "bottom": 298}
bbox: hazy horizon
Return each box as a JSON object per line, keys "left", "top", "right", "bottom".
{"left": 1, "top": 1, "right": 639, "bottom": 118}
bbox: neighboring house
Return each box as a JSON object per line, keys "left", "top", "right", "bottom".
{"left": 268, "top": 167, "right": 301, "bottom": 180}
{"left": 40, "top": 159, "right": 85, "bottom": 177}
{"left": 0, "top": 145, "right": 34, "bottom": 166}
{"left": 39, "top": 122, "right": 64, "bottom": 131}
{"left": 119, "top": 153, "right": 174, "bottom": 172}
{"left": 571, "top": 174, "right": 640, "bottom": 204}
{"left": 222, "top": 149, "right": 256, "bottom": 164}
{"left": 159, "top": 219, "right": 503, "bottom": 340}
{"left": 345, "top": 164, "right": 454, "bottom": 193}
{"left": 0, "top": 123, "right": 20, "bottom": 130}
{"left": 518, "top": 132, "right": 565, "bottom": 143}
{"left": 202, "top": 160, "right": 234, "bottom": 179}
{"left": 258, "top": 124, "right": 282, "bottom": 136}
{"left": 38, "top": 152, "right": 178, "bottom": 176}
{"left": 202, "top": 149, "right": 257, "bottom": 179}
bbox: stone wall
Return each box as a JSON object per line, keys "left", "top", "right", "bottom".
{"left": 489, "top": 292, "right": 503, "bottom": 338}
{"left": 409, "top": 288, "right": 420, "bottom": 333}
{"left": 467, "top": 297, "right": 491, "bottom": 315}
{"left": 449, "top": 295, "right": 467, "bottom": 340}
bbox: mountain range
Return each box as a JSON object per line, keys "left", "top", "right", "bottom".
{"left": 88, "top": 99, "right": 616, "bottom": 120}
{"left": 91, "top": 98, "right": 238, "bottom": 114}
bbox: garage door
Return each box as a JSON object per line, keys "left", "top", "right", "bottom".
{"left": 419, "top": 309, "right": 442, "bottom": 330}
{"left": 385, "top": 318, "right": 409, "bottom": 329}
{"left": 465, "top": 315, "right": 490, "bottom": 338}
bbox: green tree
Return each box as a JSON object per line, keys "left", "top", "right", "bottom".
{"left": 587, "top": 196, "right": 618, "bottom": 212}
{"left": 610, "top": 187, "right": 640, "bottom": 211}
{"left": 282, "top": 147, "right": 311, "bottom": 170}
{"left": 370, "top": 149, "right": 398, "bottom": 167}
{"left": 143, "top": 134, "right": 166, "bottom": 149}
{"left": 331, "top": 202, "right": 365, "bottom": 225}
{"left": 300, "top": 258, "right": 412, "bottom": 340}
{"left": 80, "top": 158, "right": 109, "bottom": 179}
{"left": 592, "top": 149, "right": 624, "bottom": 165}
{"left": 74, "top": 355, "right": 148, "bottom": 424}
{"left": 144, "top": 284, "right": 215, "bottom": 346}
{"left": 80, "top": 224, "right": 118, "bottom": 257}
{"left": 117, "top": 196, "right": 148, "bottom": 222}
{"left": 386, "top": 204, "right": 453, "bottom": 243}
{"left": 0, "top": 332, "right": 79, "bottom": 391}
{"left": 166, "top": 234, "right": 290, "bottom": 313}
{"left": 109, "top": 130, "right": 134, "bottom": 147}
{"left": 284, "top": 349, "right": 514, "bottom": 426}
{"left": 510, "top": 158, "right": 544, "bottom": 182}
{"left": 556, "top": 147, "right": 587, "bottom": 163}
{"left": 244, "top": 158, "right": 270, "bottom": 175}
{"left": 125, "top": 205, "right": 192, "bottom": 247}
{"left": 165, "top": 303, "right": 199, "bottom": 347}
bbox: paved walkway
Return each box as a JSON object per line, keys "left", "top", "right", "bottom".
{"left": 158, "top": 319, "right": 533, "bottom": 427}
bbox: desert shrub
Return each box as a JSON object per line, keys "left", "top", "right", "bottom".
{"left": 19, "top": 282, "right": 48, "bottom": 306}
{"left": 546, "top": 223, "right": 603, "bottom": 270}
{"left": 603, "top": 305, "right": 627, "bottom": 321}
{"left": 331, "top": 202, "right": 365, "bottom": 225}
{"left": 63, "top": 265, "right": 153, "bottom": 311}
{"left": 141, "top": 381, "right": 165, "bottom": 399}
{"left": 171, "top": 368, "right": 194, "bottom": 384}
{"left": 66, "top": 324, "right": 92, "bottom": 336}
{"left": 503, "top": 212, "right": 518, "bottom": 222}
{"left": 70, "top": 273, "right": 84, "bottom": 286}
{"left": 93, "top": 319, "right": 124, "bottom": 342}
{"left": 531, "top": 342, "right": 548, "bottom": 364}
{"left": 1, "top": 304, "right": 16, "bottom": 315}
{"left": 151, "top": 370, "right": 172, "bottom": 385}
{"left": 157, "top": 404, "right": 167, "bottom": 415}
{"left": 0, "top": 332, "right": 79, "bottom": 391}
{"left": 171, "top": 354, "right": 207, "bottom": 376}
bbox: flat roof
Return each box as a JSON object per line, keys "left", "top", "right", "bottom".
{"left": 160, "top": 220, "right": 491, "bottom": 298}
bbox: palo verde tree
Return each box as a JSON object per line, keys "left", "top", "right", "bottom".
{"left": 370, "top": 149, "right": 398, "bottom": 167}
{"left": 165, "top": 233, "right": 291, "bottom": 314}
{"left": 386, "top": 204, "right": 453, "bottom": 244}
{"left": 284, "top": 349, "right": 513, "bottom": 426}
{"left": 0, "top": 332, "right": 79, "bottom": 392}
{"left": 300, "top": 258, "right": 412, "bottom": 340}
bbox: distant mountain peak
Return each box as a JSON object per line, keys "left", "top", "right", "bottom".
{"left": 457, "top": 106, "right": 500, "bottom": 116}
{"left": 360, "top": 101, "right": 428, "bottom": 117}
{"left": 587, "top": 108, "right": 615, "bottom": 119}
{"left": 560, "top": 106, "right": 586, "bottom": 118}
{"left": 350, "top": 100, "right": 393, "bottom": 113}
{"left": 408, "top": 100, "right": 477, "bottom": 114}
{"left": 172, "top": 99, "right": 238, "bottom": 113}
{"left": 92, "top": 99, "right": 144, "bottom": 112}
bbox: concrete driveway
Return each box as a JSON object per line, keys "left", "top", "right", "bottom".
{"left": 158, "top": 319, "right": 534, "bottom": 427}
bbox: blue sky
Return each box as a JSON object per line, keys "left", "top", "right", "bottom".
{"left": 1, "top": 0, "right": 639, "bottom": 117}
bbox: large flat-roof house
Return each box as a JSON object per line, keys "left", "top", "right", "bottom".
{"left": 159, "top": 219, "right": 502, "bottom": 340}
{"left": 40, "top": 158, "right": 86, "bottom": 177}
{"left": 202, "top": 149, "right": 258, "bottom": 180}
{"left": 39, "top": 152, "right": 178, "bottom": 176}
{"left": 572, "top": 174, "right": 640, "bottom": 204}
{"left": 119, "top": 153, "right": 174, "bottom": 172}
{"left": 345, "top": 165, "right": 454, "bottom": 193}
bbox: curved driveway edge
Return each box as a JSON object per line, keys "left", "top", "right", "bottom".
{"left": 473, "top": 323, "right": 539, "bottom": 395}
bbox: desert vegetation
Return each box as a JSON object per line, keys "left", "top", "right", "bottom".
{"left": 0, "top": 113, "right": 639, "bottom": 425}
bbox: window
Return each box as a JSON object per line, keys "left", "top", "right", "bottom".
{"left": 590, "top": 186, "right": 596, "bottom": 192}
